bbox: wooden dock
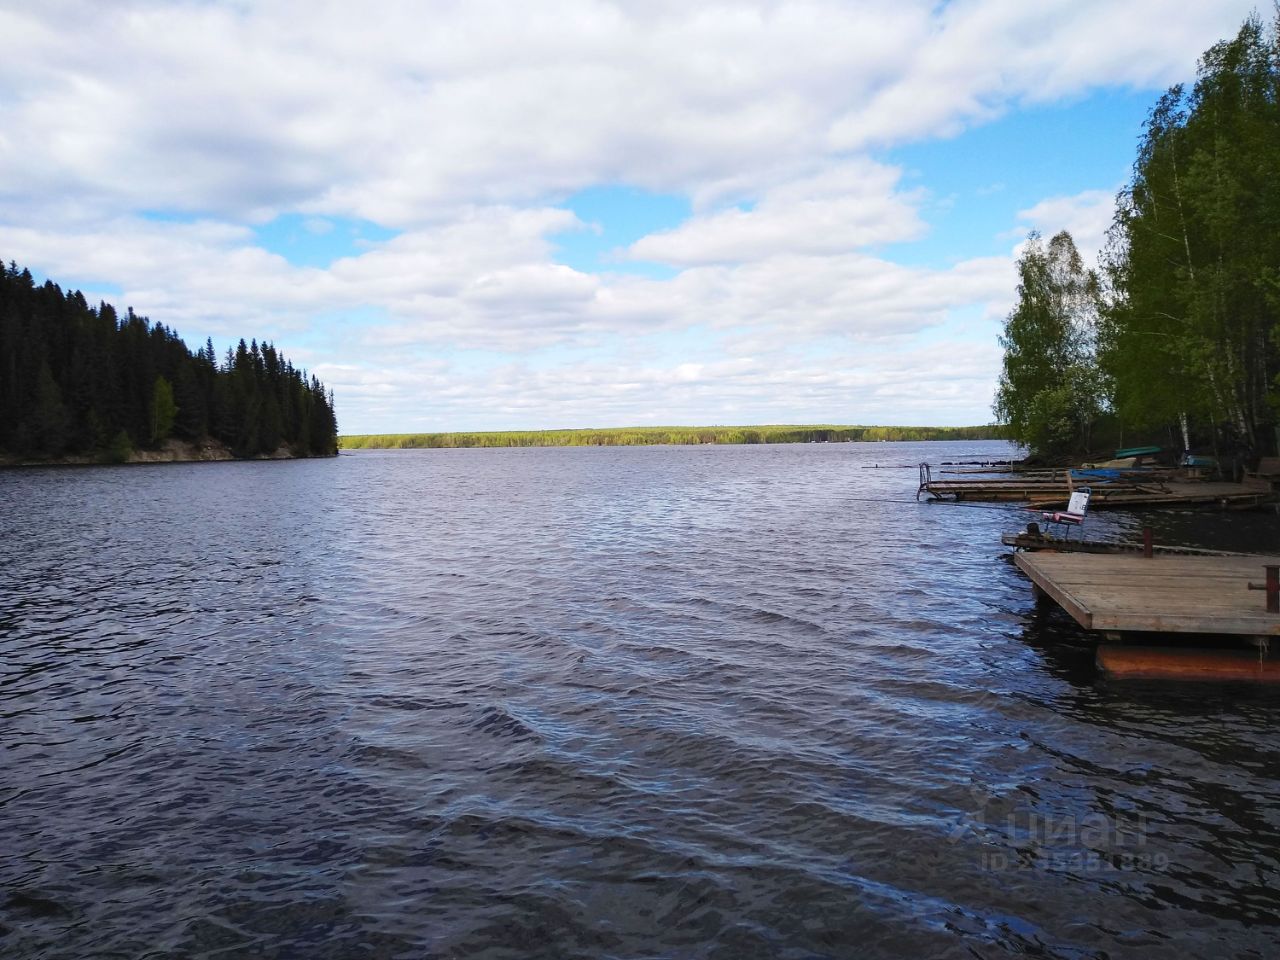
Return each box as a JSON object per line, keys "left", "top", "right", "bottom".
{"left": 1001, "top": 531, "right": 1247, "bottom": 557}
{"left": 918, "top": 462, "right": 1277, "bottom": 509}
{"left": 1013, "top": 551, "right": 1280, "bottom": 637}
{"left": 921, "top": 479, "right": 1079, "bottom": 501}
{"left": 1027, "top": 481, "right": 1274, "bottom": 511}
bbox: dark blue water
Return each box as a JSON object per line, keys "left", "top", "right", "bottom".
{"left": 2, "top": 441, "right": 1279, "bottom": 959}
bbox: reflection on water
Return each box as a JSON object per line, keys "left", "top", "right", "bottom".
{"left": 1, "top": 441, "right": 1278, "bottom": 958}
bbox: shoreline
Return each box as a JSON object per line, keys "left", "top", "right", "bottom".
{"left": 342, "top": 424, "right": 1003, "bottom": 450}
{"left": 0, "top": 438, "right": 336, "bottom": 469}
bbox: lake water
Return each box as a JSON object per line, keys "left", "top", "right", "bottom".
{"left": 2, "top": 441, "right": 1279, "bottom": 959}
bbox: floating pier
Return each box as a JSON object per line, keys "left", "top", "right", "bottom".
{"left": 1027, "top": 481, "right": 1275, "bottom": 511}
{"left": 917, "top": 462, "right": 1088, "bottom": 501}
{"left": 1014, "top": 551, "right": 1280, "bottom": 682}
{"left": 1015, "top": 552, "right": 1280, "bottom": 636}
{"left": 918, "top": 462, "right": 1276, "bottom": 510}
{"left": 1001, "top": 531, "right": 1246, "bottom": 557}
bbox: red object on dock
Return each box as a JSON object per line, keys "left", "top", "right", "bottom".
{"left": 1097, "top": 645, "right": 1280, "bottom": 683}
{"left": 1247, "top": 564, "right": 1280, "bottom": 613}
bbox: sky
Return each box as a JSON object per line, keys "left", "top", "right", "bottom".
{"left": 0, "top": 1, "right": 1261, "bottom": 433}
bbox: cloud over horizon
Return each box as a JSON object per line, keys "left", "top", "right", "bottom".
{"left": 0, "top": 0, "right": 1258, "bottom": 431}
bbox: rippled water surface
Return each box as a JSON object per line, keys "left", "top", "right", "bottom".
{"left": 3, "top": 441, "right": 1280, "bottom": 959}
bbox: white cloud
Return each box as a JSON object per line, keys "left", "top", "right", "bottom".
{"left": 0, "top": 0, "right": 1259, "bottom": 430}
{"left": 1013, "top": 189, "right": 1118, "bottom": 265}
{"left": 0, "top": 1, "right": 1252, "bottom": 220}
{"left": 629, "top": 161, "right": 927, "bottom": 265}
{"left": 310, "top": 333, "right": 1007, "bottom": 432}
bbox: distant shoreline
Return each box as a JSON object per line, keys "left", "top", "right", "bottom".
{"left": 0, "top": 437, "right": 337, "bottom": 469}
{"left": 342, "top": 425, "right": 1004, "bottom": 450}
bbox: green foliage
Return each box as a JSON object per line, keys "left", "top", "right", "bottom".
{"left": 14, "top": 362, "right": 72, "bottom": 456}
{"left": 102, "top": 429, "right": 133, "bottom": 464}
{"left": 994, "top": 231, "right": 1104, "bottom": 457}
{"left": 0, "top": 260, "right": 339, "bottom": 460}
{"left": 996, "top": 14, "right": 1280, "bottom": 458}
{"left": 341, "top": 423, "right": 1002, "bottom": 449}
{"left": 150, "top": 375, "right": 178, "bottom": 444}
{"left": 1100, "top": 13, "right": 1280, "bottom": 454}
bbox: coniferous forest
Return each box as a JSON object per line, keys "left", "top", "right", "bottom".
{"left": 0, "top": 261, "right": 338, "bottom": 462}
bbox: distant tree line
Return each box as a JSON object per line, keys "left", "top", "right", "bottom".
{"left": 342, "top": 423, "right": 1002, "bottom": 449}
{"left": 0, "top": 260, "right": 338, "bottom": 461}
{"left": 995, "top": 13, "right": 1279, "bottom": 460}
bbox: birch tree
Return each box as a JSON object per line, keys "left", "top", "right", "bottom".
{"left": 1101, "top": 13, "right": 1279, "bottom": 455}
{"left": 994, "top": 231, "right": 1104, "bottom": 456}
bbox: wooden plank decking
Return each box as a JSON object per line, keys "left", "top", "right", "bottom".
{"left": 1027, "top": 481, "right": 1274, "bottom": 510}
{"left": 1013, "top": 551, "right": 1280, "bottom": 636}
{"left": 918, "top": 462, "right": 1277, "bottom": 508}
{"left": 1000, "top": 532, "right": 1246, "bottom": 557}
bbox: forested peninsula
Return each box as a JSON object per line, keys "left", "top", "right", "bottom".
{"left": 995, "top": 14, "right": 1280, "bottom": 462}
{"left": 0, "top": 261, "right": 338, "bottom": 465}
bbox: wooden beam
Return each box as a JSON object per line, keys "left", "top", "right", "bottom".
{"left": 1097, "top": 645, "right": 1280, "bottom": 683}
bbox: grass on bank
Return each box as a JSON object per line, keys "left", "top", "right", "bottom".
{"left": 340, "top": 424, "right": 1004, "bottom": 449}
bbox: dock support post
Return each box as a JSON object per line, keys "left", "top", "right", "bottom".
{"left": 1249, "top": 565, "right": 1280, "bottom": 613}
{"left": 1142, "top": 527, "right": 1153, "bottom": 559}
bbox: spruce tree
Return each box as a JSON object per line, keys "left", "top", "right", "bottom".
{"left": 0, "top": 260, "right": 339, "bottom": 461}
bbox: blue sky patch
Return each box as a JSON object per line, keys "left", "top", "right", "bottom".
{"left": 253, "top": 214, "right": 398, "bottom": 268}
{"left": 881, "top": 88, "right": 1154, "bottom": 267}
{"left": 138, "top": 209, "right": 202, "bottom": 224}
{"left": 61, "top": 278, "right": 124, "bottom": 299}
{"left": 552, "top": 185, "right": 690, "bottom": 279}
